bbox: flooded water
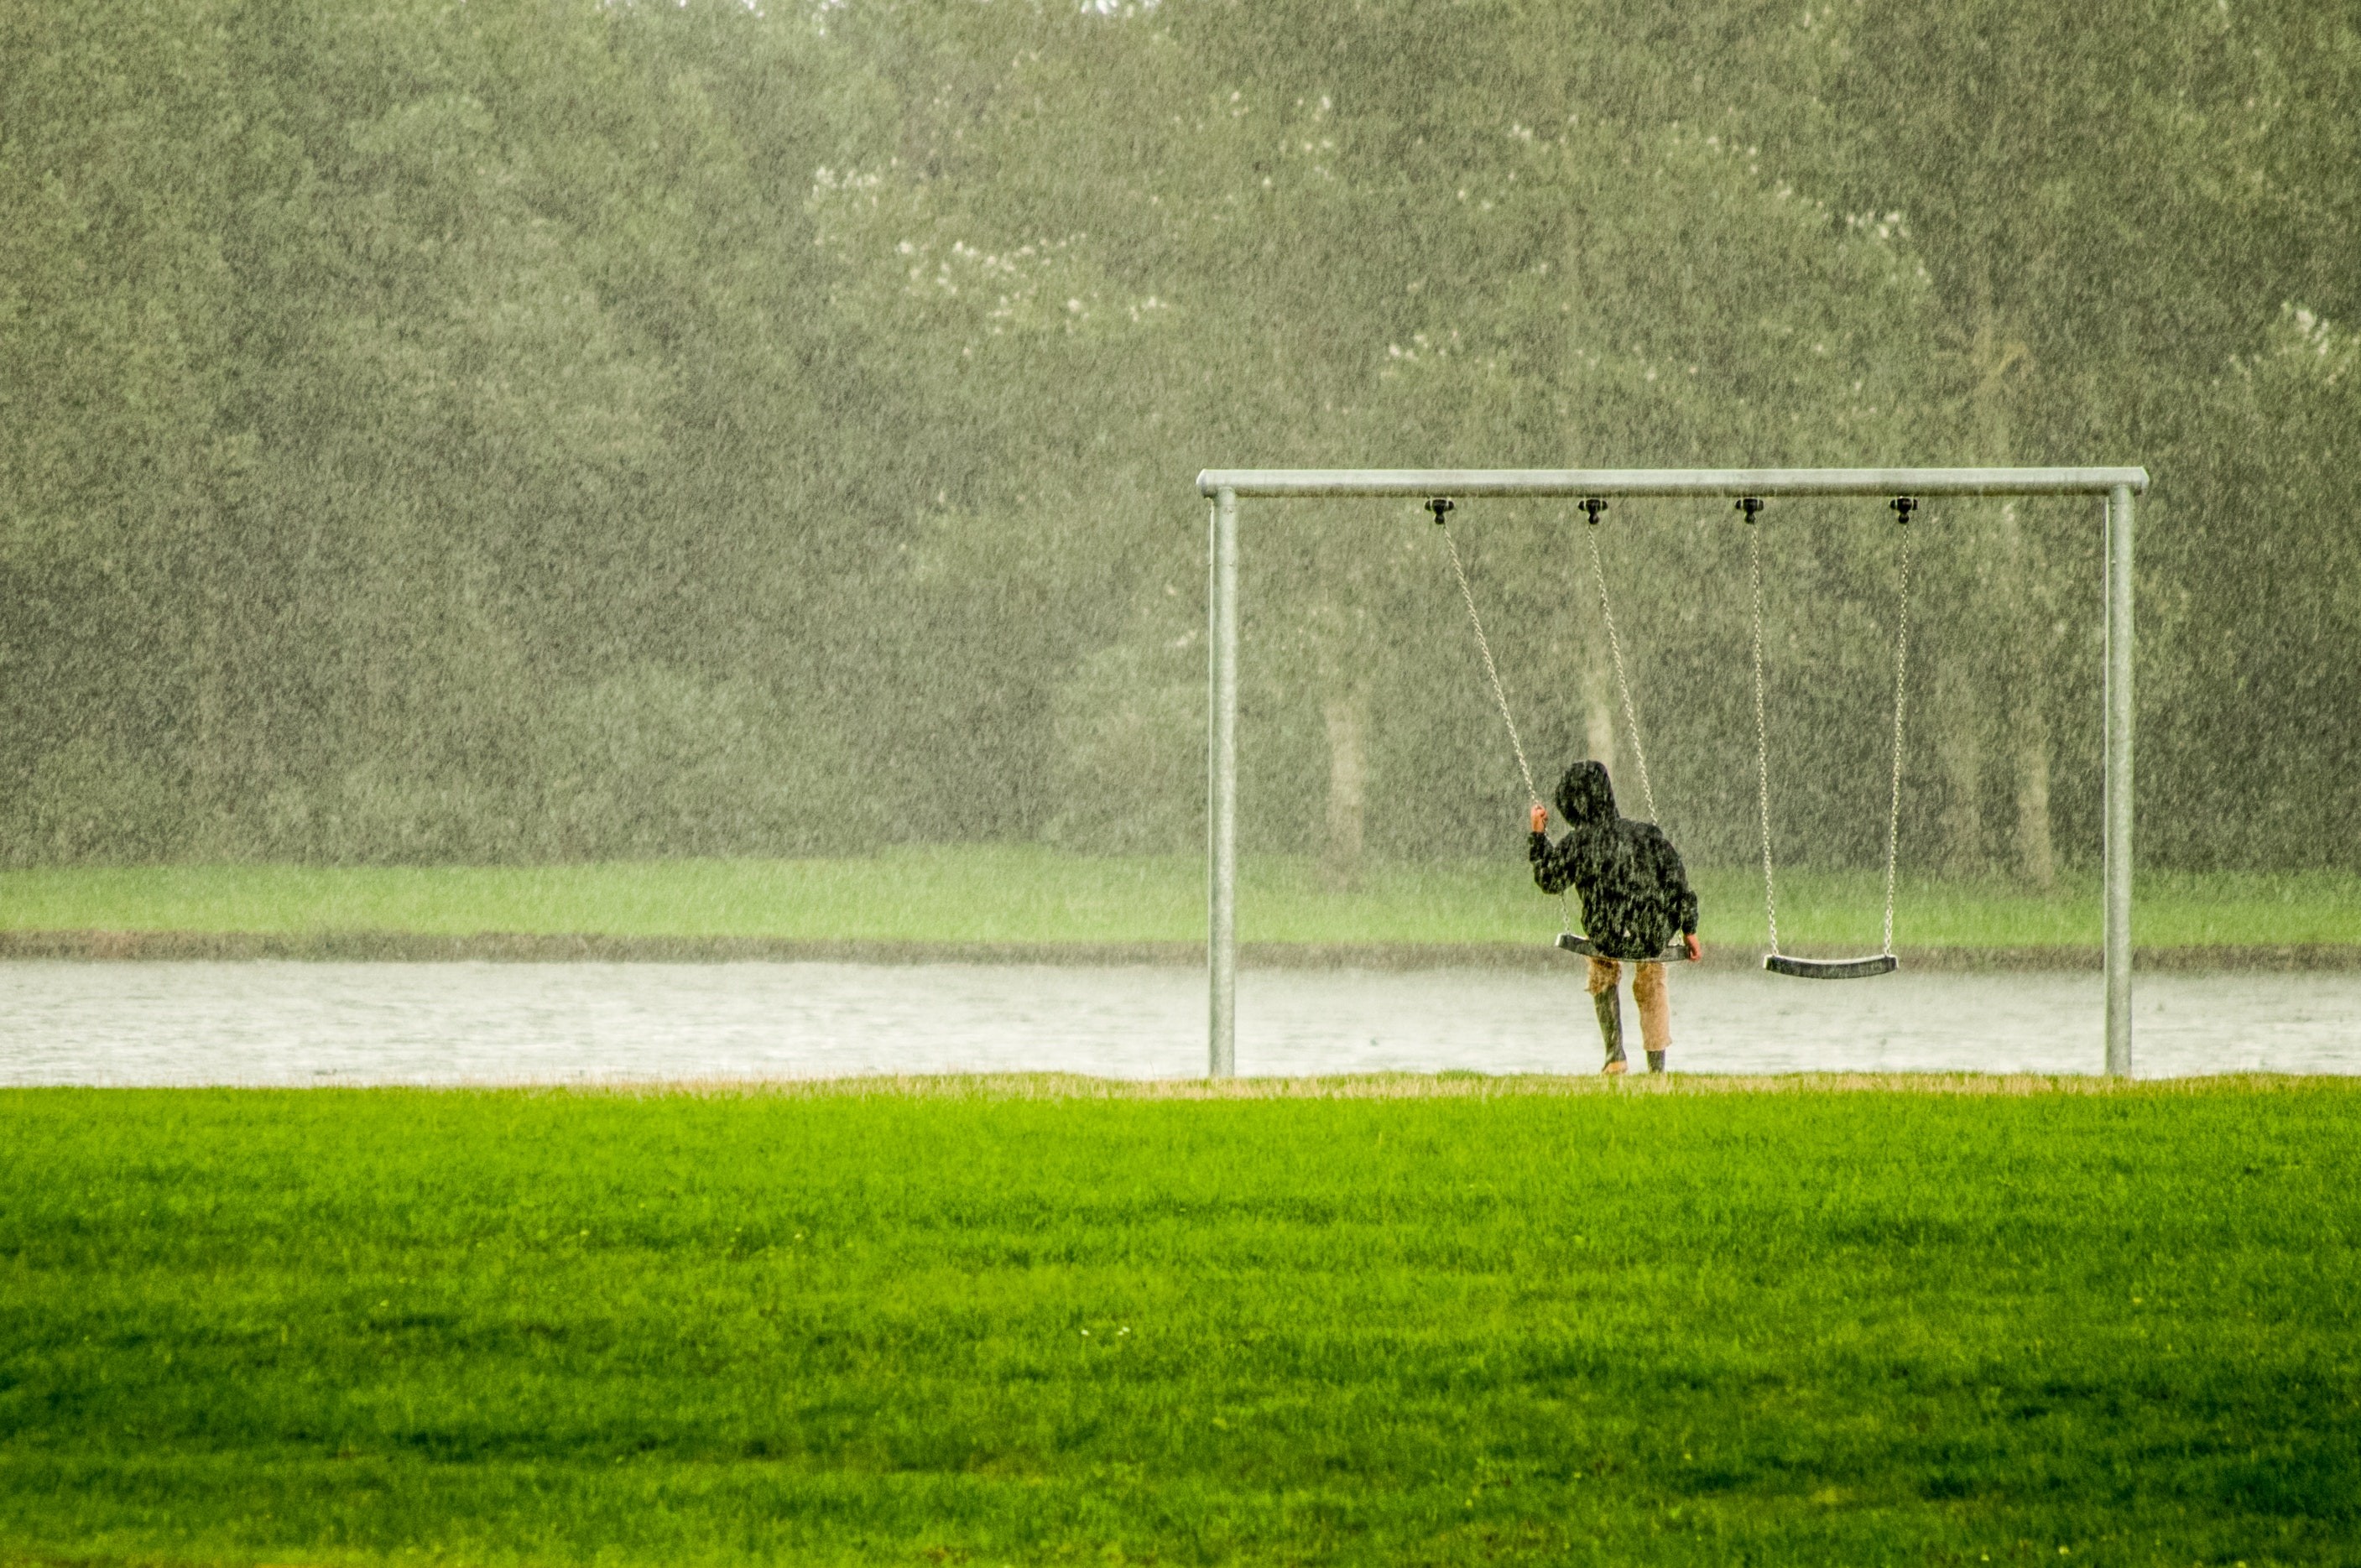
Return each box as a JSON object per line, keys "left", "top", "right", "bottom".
{"left": 0, "top": 961, "right": 2354, "bottom": 1085}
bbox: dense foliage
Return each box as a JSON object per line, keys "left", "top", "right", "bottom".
{"left": 3, "top": 0, "right": 2353, "bottom": 871}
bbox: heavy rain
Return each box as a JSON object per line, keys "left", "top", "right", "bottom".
{"left": 5, "top": 2, "right": 2354, "bottom": 1081}
{"left": 7, "top": 4, "right": 2361, "bottom": 1560}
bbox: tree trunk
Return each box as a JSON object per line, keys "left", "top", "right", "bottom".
{"left": 2013, "top": 706, "right": 2055, "bottom": 890}
{"left": 1582, "top": 659, "right": 1618, "bottom": 783}
{"left": 180, "top": 504, "right": 234, "bottom": 857}
{"left": 1967, "top": 283, "right": 2053, "bottom": 888}
{"left": 1321, "top": 687, "right": 1368, "bottom": 890}
{"left": 1933, "top": 659, "right": 1987, "bottom": 877}
{"left": 1997, "top": 504, "right": 2057, "bottom": 891}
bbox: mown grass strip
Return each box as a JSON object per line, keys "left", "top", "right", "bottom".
{"left": 2, "top": 852, "right": 2356, "bottom": 950}
{"left": 3, "top": 1080, "right": 2356, "bottom": 1565}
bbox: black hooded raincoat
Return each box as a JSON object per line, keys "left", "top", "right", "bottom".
{"left": 1529, "top": 761, "right": 1701, "bottom": 961}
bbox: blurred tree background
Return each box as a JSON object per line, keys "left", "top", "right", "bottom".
{"left": 2, "top": 0, "right": 2353, "bottom": 877}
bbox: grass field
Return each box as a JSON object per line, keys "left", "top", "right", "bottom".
{"left": 3, "top": 849, "right": 2357, "bottom": 951}
{"left": 3, "top": 1078, "right": 2356, "bottom": 1565}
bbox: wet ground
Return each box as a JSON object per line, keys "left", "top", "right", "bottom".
{"left": 2, "top": 961, "right": 2354, "bottom": 1085}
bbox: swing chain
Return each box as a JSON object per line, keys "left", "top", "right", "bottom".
{"left": 1435, "top": 498, "right": 1579, "bottom": 935}
{"left": 1881, "top": 498, "right": 1916, "bottom": 956}
{"left": 1579, "top": 500, "right": 1660, "bottom": 828}
{"left": 1433, "top": 500, "right": 1540, "bottom": 810}
{"left": 1742, "top": 498, "right": 1779, "bottom": 955}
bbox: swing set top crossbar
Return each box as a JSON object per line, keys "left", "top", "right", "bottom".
{"left": 1196, "top": 466, "right": 2149, "bottom": 499}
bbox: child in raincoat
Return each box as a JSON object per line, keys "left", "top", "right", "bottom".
{"left": 1529, "top": 760, "right": 1702, "bottom": 1074}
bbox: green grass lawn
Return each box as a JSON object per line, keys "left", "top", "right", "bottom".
{"left": 3, "top": 1079, "right": 2356, "bottom": 1565}
{"left": 2, "top": 849, "right": 2355, "bottom": 951}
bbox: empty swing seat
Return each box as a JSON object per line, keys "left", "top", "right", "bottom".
{"left": 1763, "top": 952, "right": 1899, "bottom": 980}
{"left": 1555, "top": 932, "right": 1695, "bottom": 963}
{"left": 1738, "top": 493, "right": 1921, "bottom": 989}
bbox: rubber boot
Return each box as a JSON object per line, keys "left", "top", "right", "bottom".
{"left": 1647, "top": 1050, "right": 1668, "bottom": 1074}
{"left": 1593, "top": 987, "right": 1627, "bottom": 1073}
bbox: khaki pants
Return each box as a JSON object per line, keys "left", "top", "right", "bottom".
{"left": 1587, "top": 956, "right": 1671, "bottom": 1052}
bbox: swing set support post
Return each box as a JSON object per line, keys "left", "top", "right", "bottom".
{"left": 1196, "top": 466, "right": 2149, "bottom": 1081}
{"left": 1207, "top": 486, "right": 1240, "bottom": 1081}
{"left": 2105, "top": 482, "right": 2135, "bottom": 1077}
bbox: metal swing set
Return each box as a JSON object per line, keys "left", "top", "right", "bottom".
{"left": 1195, "top": 466, "right": 2147, "bottom": 1078}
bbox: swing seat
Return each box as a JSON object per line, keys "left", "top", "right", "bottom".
{"left": 1763, "top": 952, "right": 1899, "bottom": 980}
{"left": 1555, "top": 932, "right": 1694, "bottom": 963}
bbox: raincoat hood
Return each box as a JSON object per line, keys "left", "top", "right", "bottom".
{"left": 1555, "top": 760, "right": 1618, "bottom": 828}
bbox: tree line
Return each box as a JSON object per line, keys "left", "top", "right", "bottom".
{"left": 3, "top": 0, "right": 2353, "bottom": 877}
